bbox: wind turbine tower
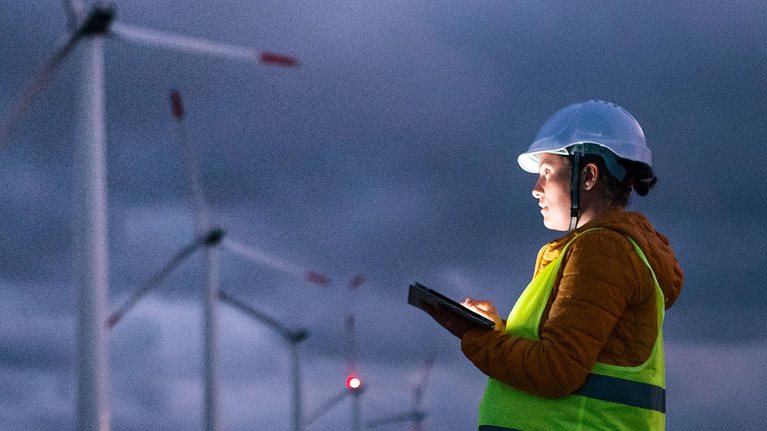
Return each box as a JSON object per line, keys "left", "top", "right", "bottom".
{"left": 0, "top": 2, "right": 298, "bottom": 430}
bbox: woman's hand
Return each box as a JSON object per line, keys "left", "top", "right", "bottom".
{"left": 461, "top": 298, "right": 503, "bottom": 328}
{"left": 422, "top": 297, "right": 501, "bottom": 339}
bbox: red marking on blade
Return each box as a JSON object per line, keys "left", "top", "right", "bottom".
{"left": 260, "top": 52, "right": 299, "bottom": 67}
{"left": 348, "top": 273, "right": 365, "bottom": 290}
{"left": 169, "top": 90, "right": 184, "bottom": 120}
{"left": 106, "top": 312, "right": 121, "bottom": 329}
{"left": 306, "top": 271, "right": 330, "bottom": 286}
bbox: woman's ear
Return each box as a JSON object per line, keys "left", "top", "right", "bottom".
{"left": 583, "top": 163, "right": 599, "bottom": 191}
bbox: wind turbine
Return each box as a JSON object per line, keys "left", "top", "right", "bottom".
{"left": 302, "top": 312, "right": 365, "bottom": 431}
{"left": 104, "top": 90, "right": 327, "bottom": 430}
{"left": 367, "top": 357, "right": 435, "bottom": 431}
{"left": 346, "top": 312, "right": 364, "bottom": 431}
{"left": 300, "top": 275, "right": 367, "bottom": 430}
{"left": 168, "top": 90, "right": 325, "bottom": 431}
{"left": 0, "top": 2, "right": 299, "bottom": 430}
{"left": 217, "top": 289, "right": 309, "bottom": 431}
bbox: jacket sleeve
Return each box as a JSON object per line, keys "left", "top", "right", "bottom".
{"left": 460, "top": 230, "right": 639, "bottom": 398}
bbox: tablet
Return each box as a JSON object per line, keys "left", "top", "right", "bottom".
{"left": 408, "top": 282, "right": 494, "bottom": 329}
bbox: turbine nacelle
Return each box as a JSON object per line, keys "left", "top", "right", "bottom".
{"left": 77, "top": 3, "right": 116, "bottom": 37}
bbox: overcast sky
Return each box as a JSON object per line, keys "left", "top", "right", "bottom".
{"left": 2, "top": 0, "right": 766, "bottom": 430}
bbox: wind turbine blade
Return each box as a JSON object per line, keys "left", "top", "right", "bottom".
{"left": 260, "top": 52, "right": 299, "bottom": 67}
{"left": 414, "top": 356, "right": 435, "bottom": 408}
{"left": 110, "top": 22, "right": 298, "bottom": 66}
{"left": 303, "top": 389, "right": 351, "bottom": 427}
{"left": 222, "top": 238, "right": 330, "bottom": 285}
{"left": 0, "top": 34, "right": 80, "bottom": 148}
{"left": 306, "top": 270, "right": 330, "bottom": 286}
{"left": 169, "top": 90, "right": 211, "bottom": 233}
{"left": 106, "top": 234, "right": 208, "bottom": 328}
{"left": 367, "top": 411, "right": 425, "bottom": 428}
{"left": 61, "top": 0, "right": 84, "bottom": 31}
{"left": 217, "top": 289, "right": 307, "bottom": 342}
{"left": 348, "top": 273, "right": 366, "bottom": 290}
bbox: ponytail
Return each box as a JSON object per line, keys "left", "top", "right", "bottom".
{"left": 578, "top": 156, "right": 657, "bottom": 208}
{"left": 620, "top": 159, "right": 657, "bottom": 196}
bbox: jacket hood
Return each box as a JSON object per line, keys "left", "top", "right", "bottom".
{"left": 578, "top": 210, "right": 684, "bottom": 308}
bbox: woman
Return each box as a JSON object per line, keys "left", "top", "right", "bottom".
{"left": 425, "top": 100, "right": 684, "bottom": 430}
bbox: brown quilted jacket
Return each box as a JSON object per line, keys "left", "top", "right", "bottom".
{"left": 460, "top": 210, "right": 684, "bottom": 398}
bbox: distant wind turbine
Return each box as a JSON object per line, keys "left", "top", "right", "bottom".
{"left": 346, "top": 312, "right": 364, "bottom": 431}
{"left": 168, "top": 90, "right": 327, "bottom": 431}
{"left": 106, "top": 91, "right": 329, "bottom": 431}
{"left": 0, "top": 2, "right": 299, "bottom": 430}
{"left": 217, "top": 289, "right": 309, "bottom": 431}
{"left": 367, "top": 357, "right": 435, "bottom": 431}
{"left": 302, "top": 312, "right": 366, "bottom": 431}
{"left": 302, "top": 275, "right": 367, "bottom": 430}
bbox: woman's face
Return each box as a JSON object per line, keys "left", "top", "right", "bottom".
{"left": 532, "top": 153, "right": 572, "bottom": 231}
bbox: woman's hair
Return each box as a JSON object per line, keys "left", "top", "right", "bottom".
{"left": 578, "top": 154, "right": 657, "bottom": 208}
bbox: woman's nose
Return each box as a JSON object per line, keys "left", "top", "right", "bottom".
{"left": 532, "top": 179, "right": 543, "bottom": 199}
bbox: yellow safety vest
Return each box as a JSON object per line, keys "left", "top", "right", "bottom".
{"left": 477, "top": 229, "right": 666, "bottom": 431}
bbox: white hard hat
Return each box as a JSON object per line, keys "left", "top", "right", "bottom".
{"left": 517, "top": 100, "right": 652, "bottom": 175}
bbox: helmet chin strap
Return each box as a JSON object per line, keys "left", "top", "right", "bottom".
{"left": 568, "top": 151, "right": 582, "bottom": 232}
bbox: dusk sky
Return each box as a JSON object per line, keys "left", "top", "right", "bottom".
{"left": 2, "top": 1, "right": 766, "bottom": 430}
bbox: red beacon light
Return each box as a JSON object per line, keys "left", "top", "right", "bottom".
{"left": 346, "top": 375, "right": 362, "bottom": 391}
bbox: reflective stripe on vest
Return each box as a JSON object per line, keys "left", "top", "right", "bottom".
{"left": 477, "top": 228, "right": 666, "bottom": 431}
{"left": 574, "top": 373, "right": 665, "bottom": 413}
